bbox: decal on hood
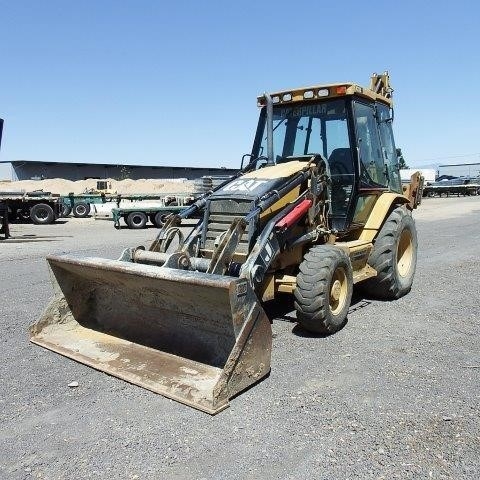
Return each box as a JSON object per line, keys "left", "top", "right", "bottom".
{"left": 221, "top": 179, "right": 269, "bottom": 193}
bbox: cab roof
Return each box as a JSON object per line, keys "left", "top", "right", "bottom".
{"left": 257, "top": 73, "right": 393, "bottom": 108}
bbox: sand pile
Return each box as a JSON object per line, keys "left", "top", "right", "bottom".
{"left": 0, "top": 178, "right": 195, "bottom": 196}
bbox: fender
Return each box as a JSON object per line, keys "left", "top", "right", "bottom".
{"left": 359, "top": 192, "right": 409, "bottom": 242}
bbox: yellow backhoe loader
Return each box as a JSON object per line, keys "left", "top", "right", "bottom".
{"left": 30, "top": 72, "right": 422, "bottom": 414}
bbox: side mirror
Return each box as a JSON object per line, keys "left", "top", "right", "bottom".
{"left": 241, "top": 154, "right": 253, "bottom": 170}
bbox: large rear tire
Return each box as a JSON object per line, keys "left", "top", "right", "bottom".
{"left": 294, "top": 245, "right": 353, "bottom": 334}
{"left": 30, "top": 203, "right": 54, "bottom": 225}
{"left": 126, "top": 211, "right": 147, "bottom": 229}
{"left": 361, "top": 206, "right": 417, "bottom": 299}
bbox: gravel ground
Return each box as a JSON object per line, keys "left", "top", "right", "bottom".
{"left": 0, "top": 197, "right": 479, "bottom": 479}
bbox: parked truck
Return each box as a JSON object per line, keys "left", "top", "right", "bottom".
{"left": 0, "top": 191, "right": 63, "bottom": 224}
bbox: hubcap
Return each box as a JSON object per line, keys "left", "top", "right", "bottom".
{"left": 397, "top": 229, "right": 413, "bottom": 277}
{"left": 330, "top": 267, "right": 347, "bottom": 315}
{"left": 331, "top": 280, "right": 342, "bottom": 302}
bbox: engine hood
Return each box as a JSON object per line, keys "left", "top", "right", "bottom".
{"left": 211, "top": 160, "right": 308, "bottom": 201}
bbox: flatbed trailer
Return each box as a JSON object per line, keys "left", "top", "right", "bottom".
{"left": 423, "top": 183, "right": 480, "bottom": 197}
{"left": 60, "top": 193, "right": 116, "bottom": 217}
{"left": 62, "top": 192, "right": 196, "bottom": 219}
{"left": 0, "top": 191, "right": 63, "bottom": 224}
{"left": 112, "top": 205, "right": 186, "bottom": 229}
{"left": 111, "top": 193, "right": 196, "bottom": 229}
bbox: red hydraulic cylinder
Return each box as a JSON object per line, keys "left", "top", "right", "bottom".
{"left": 275, "top": 199, "right": 312, "bottom": 230}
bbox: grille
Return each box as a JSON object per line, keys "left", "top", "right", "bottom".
{"left": 204, "top": 199, "right": 253, "bottom": 254}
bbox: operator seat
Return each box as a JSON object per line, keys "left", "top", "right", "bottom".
{"left": 328, "top": 148, "right": 354, "bottom": 228}
{"left": 328, "top": 148, "right": 354, "bottom": 180}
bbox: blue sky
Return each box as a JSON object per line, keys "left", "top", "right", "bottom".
{"left": 0, "top": 0, "right": 479, "bottom": 177}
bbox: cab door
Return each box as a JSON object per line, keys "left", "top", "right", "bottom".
{"left": 353, "top": 101, "right": 388, "bottom": 189}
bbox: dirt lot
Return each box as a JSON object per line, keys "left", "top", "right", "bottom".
{"left": 1, "top": 197, "right": 479, "bottom": 479}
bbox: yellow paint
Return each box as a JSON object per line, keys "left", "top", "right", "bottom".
{"left": 261, "top": 275, "right": 275, "bottom": 302}
{"left": 359, "top": 193, "right": 408, "bottom": 242}
{"left": 274, "top": 274, "right": 296, "bottom": 294}
{"left": 352, "top": 264, "right": 377, "bottom": 284}
{"left": 257, "top": 77, "right": 393, "bottom": 109}
{"left": 242, "top": 161, "right": 308, "bottom": 179}
{"left": 259, "top": 187, "right": 300, "bottom": 220}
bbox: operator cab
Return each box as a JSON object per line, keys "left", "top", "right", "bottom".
{"left": 251, "top": 76, "right": 402, "bottom": 233}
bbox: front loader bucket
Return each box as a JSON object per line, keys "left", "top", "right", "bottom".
{"left": 30, "top": 255, "right": 272, "bottom": 414}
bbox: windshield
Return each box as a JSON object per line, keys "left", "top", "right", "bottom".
{"left": 258, "top": 99, "right": 350, "bottom": 161}
{"left": 256, "top": 98, "right": 355, "bottom": 229}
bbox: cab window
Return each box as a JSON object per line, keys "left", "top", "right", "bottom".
{"left": 353, "top": 102, "right": 387, "bottom": 188}
{"left": 376, "top": 104, "right": 402, "bottom": 193}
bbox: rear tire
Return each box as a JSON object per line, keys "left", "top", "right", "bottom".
{"left": 73, "top": 202, "right": 90, "bottom": 218}
{"left": 126, "top": 211, "right": 147, "bottom": 229}
{"left": 294, "top": 245, "right": 353, "bottom": 334}
{"left": 153, "top": 211, "right": 172, "bottom": 228}
{"left": 361, "top": 206, "right": 417, "bottom": 299}
{"left": 30, "top": 203, "right": 54, "bottom": 224}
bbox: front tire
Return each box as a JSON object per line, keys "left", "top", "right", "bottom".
{"left": 294, "top": 245, "right": 353, "bottom": 334}
{"left": 361, "top": 206, "right": 417, "bottom": 299}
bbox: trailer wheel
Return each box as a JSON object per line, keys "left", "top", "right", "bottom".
{"left": 126, "top": 211, "right": 147, "bottom": 229}
{"left": 360, "top": 206, "right": 417, "bottom": 299}
{"left": 153, "top": 211, "right": 172, "bottom": 227}
{"left": 73, "top": 202, "right": 90, "bottom": 218}
{"left": 294, "top": 245, "right": 353, "bottom": 334}
{"left": 30, "top": 203, "right": 55, "bottom": 225}
{"left": 61, "top": 204, "right": 72, "bottom": 217}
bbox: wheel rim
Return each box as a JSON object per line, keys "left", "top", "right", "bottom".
{"left": 37, "top": 208, "right": 48, "bottom": 219}
{"left": 330, "top": 266, "right": 348, "bottom": 315}
{"left": 132, "top": 215, "right": 143, "bottom": 226}
{"left": 76, "top": 205, "right": 86, "bottom": 215}
{"left": 397, "top": 228, "right": 413, "bottom": 277}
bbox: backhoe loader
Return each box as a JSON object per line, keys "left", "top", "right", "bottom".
{"left": 30, "top": 72, "right": 422, "bottom": 414}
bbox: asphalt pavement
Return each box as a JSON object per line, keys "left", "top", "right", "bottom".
{"left": 0, "top": 197, "right": 479, "bottom": 479}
